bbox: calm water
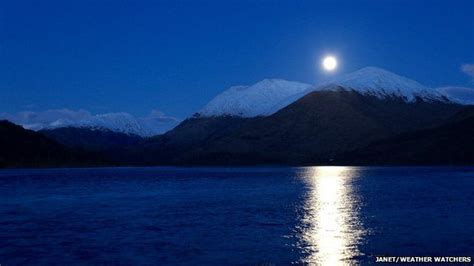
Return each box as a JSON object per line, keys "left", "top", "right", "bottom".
{"left": 0, "top": 167, "right": 473, "bottom": 265}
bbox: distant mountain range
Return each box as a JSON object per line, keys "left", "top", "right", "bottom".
{"left": 2, "top": 67, "right": 474, "bottom": 167}
{"left": 39, "top": 127, "right": 143, "bottom": 152}
{"left": 0, "top": 109, "right": 180, "bottom": 137}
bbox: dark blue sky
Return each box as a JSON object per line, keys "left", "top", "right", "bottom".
{"left": 1, "top": 0, "right": 473, "bottom": 118}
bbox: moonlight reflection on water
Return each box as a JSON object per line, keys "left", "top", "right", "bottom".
{"left": 1, "top": 167, "right": 472, "bottom": 264}
{"left": 297, "top": 166, "right": 366, "bottom": 265}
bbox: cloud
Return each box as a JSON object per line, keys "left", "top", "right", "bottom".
{"left": 0, "top": 109, "right": 181, "bottom": 136}
{"left": 461, "top": 64, "right": 474, "bottom": 79}
{"left": 436, "top": 86, "right": 474, "bottom": 104}
{"left": 148, "top": 109, "right": 180, "bottom": 122}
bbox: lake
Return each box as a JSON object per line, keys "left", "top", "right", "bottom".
{"left": 0, "top": 167, "right": 473, "bottom": 265}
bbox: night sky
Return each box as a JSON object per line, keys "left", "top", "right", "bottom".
{"left": 1, "top": 0, "right": 473, "bottom": 119}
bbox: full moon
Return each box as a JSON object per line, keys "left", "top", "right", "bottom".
{"left": 322, "top": 56, "right": 338, "bottom": 71}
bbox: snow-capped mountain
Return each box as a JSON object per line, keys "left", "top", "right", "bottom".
{"left": 196, "top": 79, "right": 312, "bottom": 117}
{"left": 1, "top": 109, "right": 180, "bottom": 137}
{"left": 317, "top": 67, "right": 447, "bottom": 102}
{"left": 196, "top": 67, "right": 456, "bottom": 119}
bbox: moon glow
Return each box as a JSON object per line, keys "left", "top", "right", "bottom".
{"left": 322, "top": 56, "right": 338, "bottom": 71}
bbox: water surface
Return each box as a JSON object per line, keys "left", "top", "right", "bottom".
{"left": 1, "top": 167, "right": 473, "bottom": 265}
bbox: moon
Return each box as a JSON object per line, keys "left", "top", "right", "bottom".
{"left": 322, "top": 56, "right": 338, "bottom": 71}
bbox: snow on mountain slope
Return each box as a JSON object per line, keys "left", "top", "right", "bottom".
{"left": 197, "top": 79, "right": 312, "bottom": 117}
{"left": 317, "top": 67, "right": 447, "bottom": 102}
{"left": 436, "top": 86, "right": 474, "bottom": 105}
{"left": 49, "top": 113, "right": 145, "bottom": 136}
